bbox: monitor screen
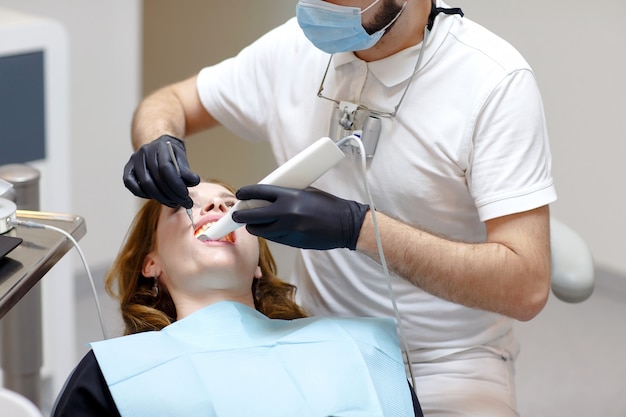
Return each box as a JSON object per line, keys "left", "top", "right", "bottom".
{"left": 0, "top": 50, "right": 46, "bottom": 164}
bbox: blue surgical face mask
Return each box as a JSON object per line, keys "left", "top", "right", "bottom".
{"left": 296, "top": 0, "right": 406, "bottom": 54}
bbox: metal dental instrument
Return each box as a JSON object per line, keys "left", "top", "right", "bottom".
{"left": 166, "top": 140, "right": 195, "bottom": 230}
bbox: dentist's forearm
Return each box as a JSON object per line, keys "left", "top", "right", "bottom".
{"left": 131, "top": 86, "right": 187, "bottom": 150}
{"left": 131, "top": 75, "right": 218, "bottom": 150}
{"left": 355, "top": 207, "right": 551, "bottom": 321}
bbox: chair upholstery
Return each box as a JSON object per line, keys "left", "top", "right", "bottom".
{"left": 550, "top": 217, "right": 595, "bottom": 303}
{"left": 0, "top": 388, "right": 43, "bottom": 417}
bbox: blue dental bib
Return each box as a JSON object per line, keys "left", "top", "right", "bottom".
{"left": 91, "top": 301, "right": 414, "bottom": 417}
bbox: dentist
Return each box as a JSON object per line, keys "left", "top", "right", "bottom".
{"left": 124, "top": 1, "right": 556, "bottom": 415}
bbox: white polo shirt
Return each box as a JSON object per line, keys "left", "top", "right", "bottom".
{"left": 197, "top": 4, "right": 556, "bottom": 362}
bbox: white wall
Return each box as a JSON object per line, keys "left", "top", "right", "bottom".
{"left": 0, "top": 0, "right": 140, "bottom": 398}
{"left": 456, "top": 0, "right": 626, "bottom": 275}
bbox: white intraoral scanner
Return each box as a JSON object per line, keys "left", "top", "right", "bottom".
{"left": 197, "top": 137, "right": 345, "bottom": 242}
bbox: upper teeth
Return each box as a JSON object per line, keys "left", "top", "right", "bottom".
{"left": 194, "top": 222, "right": 214, "bottom": 237}
{"left": 195, "top": 222, "right": 234, "bottom": 243}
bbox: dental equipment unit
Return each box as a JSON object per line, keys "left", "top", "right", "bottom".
{"left": 0, "top": 190, "right": 17, "bottom": 235}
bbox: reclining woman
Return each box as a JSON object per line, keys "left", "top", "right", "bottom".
{"left": 52, "top": 179, "right": 422, "bottom": 417}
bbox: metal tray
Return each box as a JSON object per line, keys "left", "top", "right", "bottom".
{"left": 0, "top": 210, "right": 86, "bottom": 318}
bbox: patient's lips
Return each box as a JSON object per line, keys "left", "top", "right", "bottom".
{"left": 194, "top": 219, "right": 235, "bottom": 243}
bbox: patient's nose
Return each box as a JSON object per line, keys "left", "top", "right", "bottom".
{"left": 201, "top": 198, "right": 229, "bottom": 214}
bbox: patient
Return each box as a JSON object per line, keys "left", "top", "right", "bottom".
{"left": 52, "top": 180, "right": 422, "bottom": 417}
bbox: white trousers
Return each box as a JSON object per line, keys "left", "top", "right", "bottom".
{"left": 411, "top": 349, "right": 518, "bottom": 417}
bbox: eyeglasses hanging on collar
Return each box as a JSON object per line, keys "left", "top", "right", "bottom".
{"left": 316, "top": 1, "right": 463, "bottom": 157}
{"left": 317, "top": 24, "right": 430, "bottom": 123}
{"left": 317, "top": 27, "right": 430, "bottom": 157}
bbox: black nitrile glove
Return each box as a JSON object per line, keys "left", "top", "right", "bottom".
{"left": 123, "top": 135, "right": 200, "bottom": 208}
{"left": 232, "top": 184, "right": 369, "bottom": 250}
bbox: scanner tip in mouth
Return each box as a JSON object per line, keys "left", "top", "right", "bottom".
{"left": 196, "top": 232, "right": 235, "bottom": 243}
{"left": 195, "top": 226, "right": 236, "bottom": 243}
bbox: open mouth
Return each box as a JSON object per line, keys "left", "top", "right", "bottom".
{"left": 194, "top": 222, "right": 235, "bottom": 243}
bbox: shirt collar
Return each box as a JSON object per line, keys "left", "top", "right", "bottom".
{"left": 330, "top": 0, "right": 456, "bottom": 88}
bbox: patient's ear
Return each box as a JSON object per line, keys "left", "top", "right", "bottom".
{"left": 142, "top": 253, "right": 161, "bottom": 278}
{"left": 254, "top": 266, "right": 262, "bottom": 279}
